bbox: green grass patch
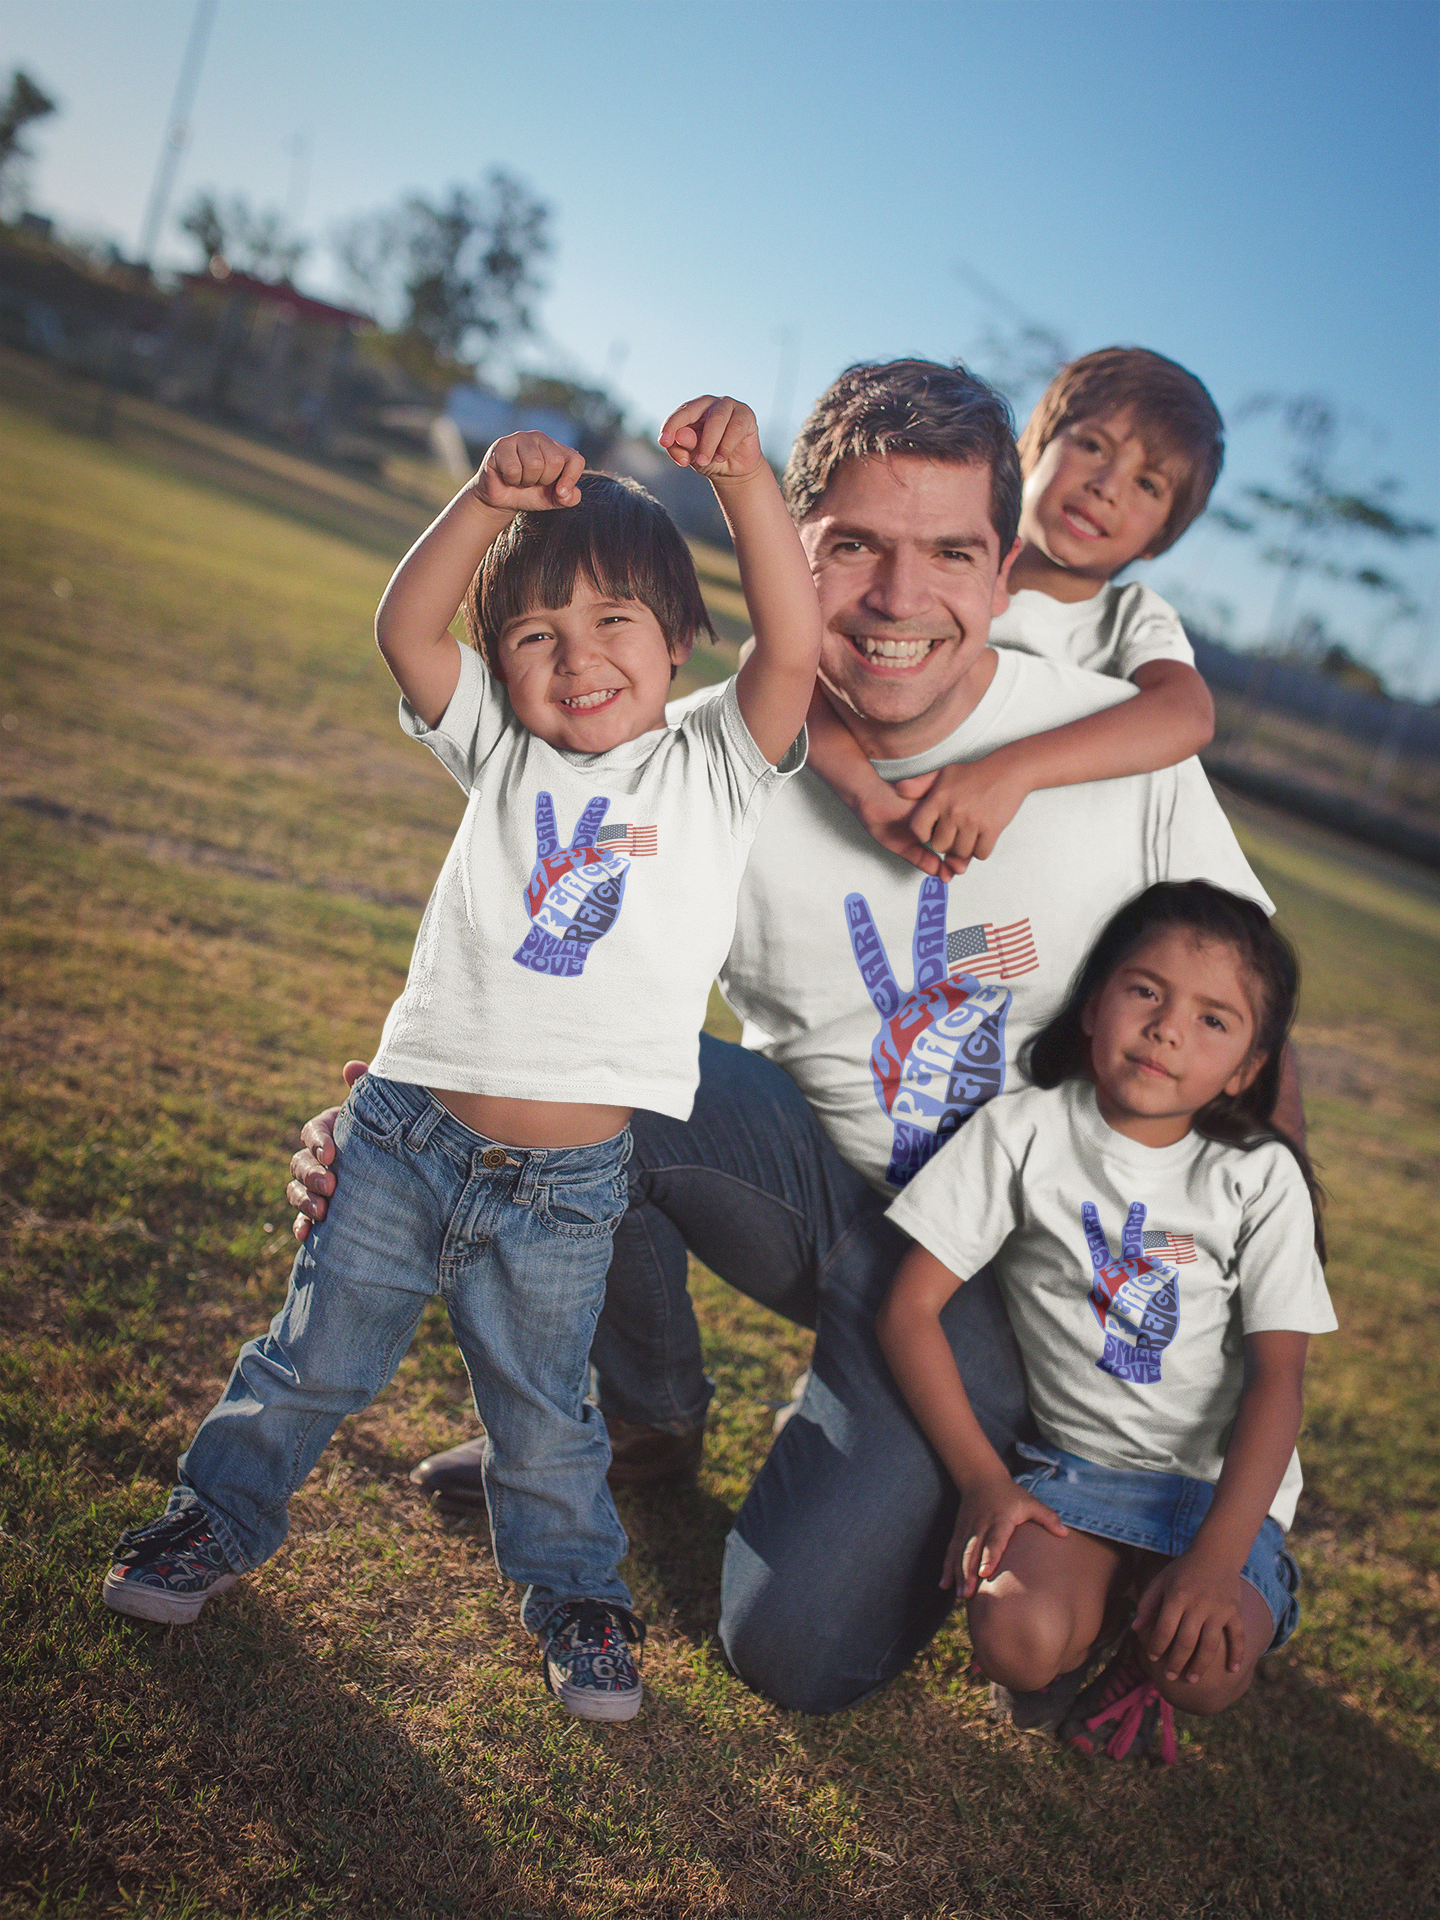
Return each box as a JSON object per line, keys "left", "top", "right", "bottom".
{"left": 1, "top": 370, "right": 1436, "bottom": 1918}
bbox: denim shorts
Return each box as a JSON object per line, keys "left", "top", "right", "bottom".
{"left": 1014, "top": 1441, "right": 1301, "bottom": 1650}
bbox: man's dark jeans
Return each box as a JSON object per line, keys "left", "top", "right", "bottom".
{"left": 592, "top": 1033, "right": 1035, "bottom": 1714}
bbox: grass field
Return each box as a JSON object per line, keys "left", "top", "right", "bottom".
{"left": 2, "top": 355, "right": 1437, "bottom": 1919}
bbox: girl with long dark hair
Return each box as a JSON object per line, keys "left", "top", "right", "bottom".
{"left": 878, "top": 881, "right": 1334, "bottom": 1762}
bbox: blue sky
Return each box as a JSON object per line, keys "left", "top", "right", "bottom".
{"left": 5, "top": 0, "right": 1438, "bottom": 691}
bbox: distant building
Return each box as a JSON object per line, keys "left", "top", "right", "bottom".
{"left": 157, "top": 266, "right": 371, "bottom": 445}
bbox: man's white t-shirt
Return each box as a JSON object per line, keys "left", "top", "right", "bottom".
{"left": 989, "top": 580, "right": 1193, "bottom": 680}
{"left": 676, "top": 649, "right": 1272, "bottom": 1194}
{"left": 369, "top": 647, "right": 802, "bottom": 1119}
{"left": 886, "top": 1080, "right": 1336, "bottom": 1526}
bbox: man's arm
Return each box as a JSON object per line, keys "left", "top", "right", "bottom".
{"left": 659, "top": 396, "right": 820, "bottom": 767}
{"left": 902, "top": 660, "right": 1215, "bottom": 872}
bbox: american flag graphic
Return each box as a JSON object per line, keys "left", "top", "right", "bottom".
{"left": 1142, "top": 1230, "right": 1196, "bottom": 1265}
{"left": 595, "top": 822, "right": 659, "bottom": 858}
{"left": 945, "top": 918, "right": 1038, "bottom": 982}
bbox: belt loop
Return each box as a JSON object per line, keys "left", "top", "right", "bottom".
{"left": 513, "top": 1152, "right": 541, "bottom": 1205}
{"left": 407, "top": 1099, "right": 445, "bottom": 1152}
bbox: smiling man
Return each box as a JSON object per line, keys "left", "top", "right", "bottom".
{"left": 292, "top": 360, "right": 1278, "bottom": 1714}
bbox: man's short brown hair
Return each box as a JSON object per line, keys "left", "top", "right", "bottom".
{"left": 1017, "top": 347, "right": 1225, "bottom": 555}
{"left": 465, "top": 471, "right": 715, "bottom": 672}
{"left": 783, "top": 359, "right": 1022, "bottom": 552}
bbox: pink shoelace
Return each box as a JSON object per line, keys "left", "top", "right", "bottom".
{"left": 1083, "top": 1671, "right": 1178, "bottom": 1765}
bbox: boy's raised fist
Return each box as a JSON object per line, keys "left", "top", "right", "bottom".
{"left": 659, "top": 395, "right": 763, "bottom": 482}
{"left": 471, "top": 430, "right": 586, "bottom": 512}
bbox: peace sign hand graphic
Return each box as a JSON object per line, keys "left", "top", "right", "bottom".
{"left": 845, "top": 874, "right": 1012, "bottom": 1187}
{"left": 513, "top": 793, "right": 632, "bottom": 979}
{"left": 1080, "top": 1200, "right": 1182, "bottom": 1385}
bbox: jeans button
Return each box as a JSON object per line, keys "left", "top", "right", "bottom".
{"left": 481, "top": 1147, "right": 509, "bottom": 1169}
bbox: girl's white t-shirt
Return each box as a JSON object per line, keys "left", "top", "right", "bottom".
{"left": 989, "top": 580, "right": 1193, "bottom": 680}
{"left": 369, "top": 647, "right": 803, "bottom": 1118}
{"left": 886, "top": 1079, "right": 1336, "bottom": 1526}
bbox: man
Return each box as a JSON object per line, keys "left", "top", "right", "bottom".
{"left": 291, "top": 360, "right": 1285, "bottom": 1714}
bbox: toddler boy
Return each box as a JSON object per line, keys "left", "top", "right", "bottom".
{"left": 102, "top": 396, "right": 820, "bottom": 1723}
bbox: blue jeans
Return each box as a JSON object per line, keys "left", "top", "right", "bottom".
{"left": 592, "top": 1033, "right": 1035, "bottom": 1712}
{"left": 179, "top": 1075, "right": 634, "bottom": 1632}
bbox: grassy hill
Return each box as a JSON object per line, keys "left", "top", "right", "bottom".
{"left": 1, "top": 356, "right": 1436, "bottom": 1919}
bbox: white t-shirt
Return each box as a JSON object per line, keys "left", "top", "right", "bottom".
{"left": 989, "top": 580, "right": 1193, "bottom": 680}
{"left": 887, "top": 1080, "right": 1336, "bottom": 1526}
{"left": 686, "top": 649, "right": 1272, "bottom": 1194}
{"left": 369, "top": 648, "right": 802, "bottom": 1119}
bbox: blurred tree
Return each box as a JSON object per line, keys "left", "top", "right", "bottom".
{"left": 333, "top": 169, "right": 549, "bottom": 381}
{"left": 954, "top": 262, "right": 1069, "bottom": 422}
{"left": 178, "top": 190, "right": 307, "bottom": 281}
{"left": 0, "top": 69, "right": 57, "bottom": 212}
{"left": 512, "top": 373, "right": 623, "bottom": 463}
{"left": 1210, "top": 394, "right": 1436, "bottom": 649}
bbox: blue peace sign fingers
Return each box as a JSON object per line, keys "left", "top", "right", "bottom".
{"left": 912, "top": 874, "right": 950, "bottom": 992}
{"left": 1081, "top": 1201, "right": 1112, "bottom": 1273}
{"left": 534, "top": 791, "right": 560, "bottom": 861}
{"left": 572, "top": 795, "right": 611, "bottom": 850}
{"left": 1121, "top": 1200, "right": 1148, "bottom": 1263}
{"left": 845, "top": 892, "right": 902, "bottom": 1018}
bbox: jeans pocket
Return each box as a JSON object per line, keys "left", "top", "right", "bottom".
{"left": 535, "top": 1172, "right": 628, "bottom": 1240}
{"left": 343, "top": 1075, "right": 415, "bottom": 1148}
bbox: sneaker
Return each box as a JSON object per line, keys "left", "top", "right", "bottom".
{"left": 1056, "top": 1636, "right": 1178, "bottom": 1765}
{"left": 102, "top": 1505, "right": 240, "bottom": 1625}
{"left": 989, "top": 1596, "right": 1133, "bottom": 1735}
{"left": 539, "top": 1600, "right": 646, "bottom": 1722}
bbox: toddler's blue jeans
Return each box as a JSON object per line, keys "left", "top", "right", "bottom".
{"left": 177, "top": 1074, "right": 634, "bottom": 1632}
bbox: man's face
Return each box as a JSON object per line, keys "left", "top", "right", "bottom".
{"left": 799, "top": 455, "right": 1017, "bottom": 744}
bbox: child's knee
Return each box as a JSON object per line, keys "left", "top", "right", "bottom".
{"left": 967, "top": 1593, "right": 1078, "bottom": 1693}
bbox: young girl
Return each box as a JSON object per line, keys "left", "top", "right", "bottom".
{"left": 102, "top": 396, "right": 819, "bottom": 1724}
{"left": 878, "top": 881, "right": 1334, "bottom": 1762}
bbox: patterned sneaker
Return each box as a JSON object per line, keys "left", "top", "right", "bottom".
{"left": 102, "top": 1505, "right": 240, "bottom": 1625}
{"left": 539, "top": 1600, "right": 645, "bottom": 1722}
{"left": 989, "top": 1597, "right": 1133, "bottom": 1735}
{"left": 1056, "top": 1637, "right": 1178, "bottom": 1765}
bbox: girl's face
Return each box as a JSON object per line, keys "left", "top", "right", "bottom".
{"left": 1081, "top": 929, "right": 1265, "bottom": 1147}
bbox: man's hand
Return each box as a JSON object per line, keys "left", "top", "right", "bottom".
{"left": 1133, "top": 1546, "right": 1247, "bottom": 1684}
{"left": 658, "top": 395, "right": 763, "bottom": 482}
{"left": 469, "top": 430, "right": 586, "bottom": 514}
{"left": 944, "top": 1472, "right": 1069, "bottom": 1597}
{"left": 288, "top": 1060, "right": 367, "bottom": 1242}
{"left": 898, "top": 753, "right": 1031, "bottom": 877}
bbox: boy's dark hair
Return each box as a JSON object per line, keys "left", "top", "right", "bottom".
{"left": 465, "top": 471, "right": 715, "bottom": 672}
{"left": 1017, "top": 347, "right": 1225, "bottom": 556}
{"left": 783, "top": 358, "right": 1022, "bottom": 553}
{"left": 1024, "top": 880, "right": 1325, "bottom": 1258}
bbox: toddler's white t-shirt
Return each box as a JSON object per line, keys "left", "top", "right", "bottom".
{"left": 886, "top": 1079, "right": 1336, "bottom": 1525}
{"left": 989, "top": 580, "right": 1193, "bottom": 680}
{"left": 369, "top": 647, "right": 803, "bottom": 1119}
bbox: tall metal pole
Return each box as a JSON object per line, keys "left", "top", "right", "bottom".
{"left": 136, "top": 0, "right": 218, "bottom": 267}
